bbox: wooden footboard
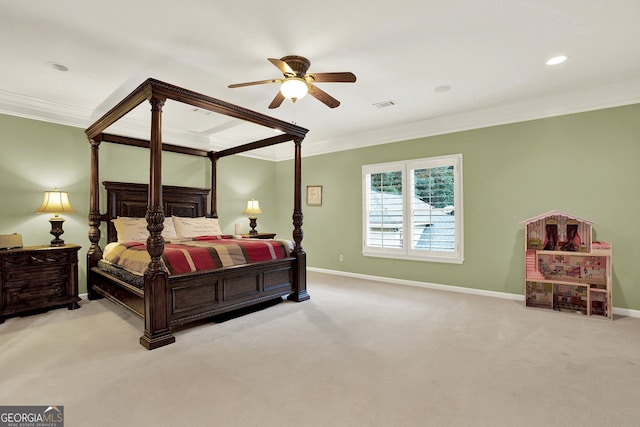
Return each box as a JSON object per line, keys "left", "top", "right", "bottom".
{"left": 88, "top": 257, "right": 296, "bottom": 345}
{"left": 167, "top": 257, "right": 295, "bottom": 325}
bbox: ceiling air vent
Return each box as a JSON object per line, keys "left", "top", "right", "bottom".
{"left": 191, "top": 107, "right": 212, "bottom": 116}
{"left": 372, "top": 100, "right": 397, "bottom": 109}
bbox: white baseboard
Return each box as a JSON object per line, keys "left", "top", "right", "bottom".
{"left": 612, "top": 307, "right": 640, "bottom": 318}
{"left": 308, "top": 267, "right": 640, "bottom": 319}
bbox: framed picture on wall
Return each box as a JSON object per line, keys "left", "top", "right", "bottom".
{"left": 306, "top": 185, "right": 322, "bottom": 206}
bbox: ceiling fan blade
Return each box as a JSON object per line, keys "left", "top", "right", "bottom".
{"left": 307, "top": 72, "right": 356, "bottom": 83}
{"left": 308, "top": 84, "right": 340, "bottom": 108}
{"left": 228, "top": 78, "right": 280, "bottom": 88}
{"left": 268, "top": 91, "right": 285, "bottom": 109}
{"left": 268, "top": 58, "right": 295, "bottom": 76}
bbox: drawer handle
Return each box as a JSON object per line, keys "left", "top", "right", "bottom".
{"left": 29, "top": 256, "right": 58, "bottom": 263}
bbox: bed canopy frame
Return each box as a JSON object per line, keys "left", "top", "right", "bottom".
{"left": 85, "top": 78, "right": 309, "bottom": 349}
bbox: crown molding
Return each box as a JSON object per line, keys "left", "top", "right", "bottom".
{"left": 284, "top": 77, "right": 640, "bottom": 161}
{"left": 2, "top": 77, "right": 640, "bottom": 162}
{"left": 0, "top": 89, "right": 90, "bottom": 128}
{"left": 0, "top": 88, "right": 280, "bottom": 160}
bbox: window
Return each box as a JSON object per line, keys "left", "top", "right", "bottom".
{"left": 362, "top": 154, "right": 463, "bottom": 263}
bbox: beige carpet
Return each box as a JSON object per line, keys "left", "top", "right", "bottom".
{"left": 2, "top": 271, "right": 640, "bottom": 427}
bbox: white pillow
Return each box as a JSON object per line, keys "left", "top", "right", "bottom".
{"left": 112, "top": 217, "right": 178, "bottom": 242}
{"left": 172, "top": 216, "right": 222, "bottom": 238}
{"left": 163, "top": 217, "right": 178, "bottom": 240}
{"left": 112, "top": 217, "right": 147, "bottom": 243}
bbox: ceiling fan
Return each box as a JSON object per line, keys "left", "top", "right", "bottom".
{"left": 228, "top": 55, "right": 356, "bottom": 109}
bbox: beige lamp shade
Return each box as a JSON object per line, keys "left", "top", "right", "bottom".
{"left": 243, "top": 199, "right": 262, "bottom": 216}
{"left": 243, "top": 199, "right": 262, "bottom": 235}
{"left": 34, "top": 188, "right": 76, "bottom": 216}
{"left": 34, "top": 188, "right": 76, "bottom": 246}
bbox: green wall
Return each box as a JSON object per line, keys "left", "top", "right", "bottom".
{"left": 3, "top": 104, "right": 639, "bottom": 310}
{"left": 276, "top": 103, "right": 640, "bottom": 310}
{"left": 99, "top": 143, "right": 280, "bottom": 236}
{"left": 0, "top": 113, "right": 279, "bottom": 294}
{"left": 0, "top": 114, "right": 90, "bottom": 257}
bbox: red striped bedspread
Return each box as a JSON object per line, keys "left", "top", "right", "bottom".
{"left": 103, "top": 236, "right": 293, "bottom": 275}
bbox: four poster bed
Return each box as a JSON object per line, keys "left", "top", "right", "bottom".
{"left": 85, "top": 78, "right": 309, "bottom": 350}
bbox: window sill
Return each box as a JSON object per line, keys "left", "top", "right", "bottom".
{"left": 363, "top": 251, "right": 464, "bottom": 264}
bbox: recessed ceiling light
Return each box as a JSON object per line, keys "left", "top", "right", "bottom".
{"left": 546, "top": 55, "right": 568, "bottom": 66}
{"left": 47, "top": 62, "right": 69, "bottom": 72}
{"left": 434, "top": 85, "right": 452, "bottom": 93}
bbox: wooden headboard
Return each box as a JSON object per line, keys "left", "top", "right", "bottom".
{"left": 103, "top": 181, "right": 212, "bottom": 242}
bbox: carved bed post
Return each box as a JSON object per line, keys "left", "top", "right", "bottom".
{"left": 288, "top": 137, "right": 309, "bottom": 302}
{"left": 87, "top": 135, "right": 103, "bottom": 300}
{"left": 209, "top": 152, "right": 218, "bottom": 217}
{"left": 140, "top": 95, "right": 175, "bottom": 350}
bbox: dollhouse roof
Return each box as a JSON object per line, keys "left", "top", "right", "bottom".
{"left": 520, "top": 210, "right": 596, "bottom": 225}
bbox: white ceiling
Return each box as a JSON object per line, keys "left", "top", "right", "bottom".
{"left": 1, "top": 0, "right": 640, "bottom": 160}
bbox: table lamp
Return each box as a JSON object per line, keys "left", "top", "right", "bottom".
{"left": 243, "top": 199, "right": 262, "bottom": 235}
{"left": 34, "top": 188, "right": 76, "bottom": 246}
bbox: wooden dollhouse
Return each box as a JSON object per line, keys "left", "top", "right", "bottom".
{"left": 521, "top": 210, "right": 612, "bottom": 319}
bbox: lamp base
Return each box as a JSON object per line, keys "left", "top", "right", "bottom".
{"left": 248, "top": 216, "right": 258, "bottom": 235}
{"left": 49, "top": 216, "right": 66, "bottom": 247}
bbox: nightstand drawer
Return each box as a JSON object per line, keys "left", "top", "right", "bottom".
{"left": 3, "top": 278, "right": 71, "bottom": 310}
{"left": 0, "top": 244, "right": 81, "bottom": 322}
{"left": 3, "top": 265, "right": 68, "bottom": 286}
{"left": 0, "top": 250, "right": 70, "bottom": 269}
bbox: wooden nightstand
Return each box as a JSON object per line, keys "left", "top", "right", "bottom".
{"left": 244, "top": 233, "right": 276, "bottom": 239}
{"left": 0, "top": 244, "right": 81, "bottom": 323}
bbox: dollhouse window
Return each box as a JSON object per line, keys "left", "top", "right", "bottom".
{"left": 362, "top": 154, "right": 463, "bottom": 263}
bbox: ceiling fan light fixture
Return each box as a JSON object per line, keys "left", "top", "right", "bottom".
{"left": 280, "top": 77, "right": 308, "bottom": 102}
{"left": 228, "top": 56, "right": 355, "bottom": 108}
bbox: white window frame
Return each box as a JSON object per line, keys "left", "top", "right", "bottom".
{"left": 362, "top": 153, "right": 464, "bottom": 264}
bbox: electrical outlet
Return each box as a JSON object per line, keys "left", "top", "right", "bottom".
{"left": 339, "top": 254, "right": 344, "bottom": 262}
